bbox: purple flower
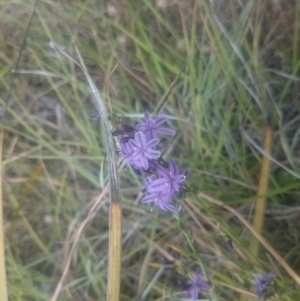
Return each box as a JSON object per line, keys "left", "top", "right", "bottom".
{"left": 141, "top": 190, "right": 179, "bottom": 214}
{"left": 149, "top": 160, "right": 186, "bottom": 199}
{"left": 117, "top": 110, "right": 187, "bottom": 215}
{"left": 136, "top": 110, "right": 176, "bottom": 140}
{"left": 186, "top": 270, "right": 210, "bottom": 300}
{"left": 123, "top": 131, "right": 160, "bottom": 170}
{"left": 141, "top": 178, "right": 178, "bottom": 214}
{"left": 254, "top": 272, "right": 276, "bottom": 296}
{"left": 140, "top": 160, "right": 186, "bottom": 214}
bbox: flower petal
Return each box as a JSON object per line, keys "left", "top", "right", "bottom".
{"left": 188, "top": 287, "right": 198, "bottom": 301}
{"left": 154, "top": 115, "right": 167, "bottom": 126}
{"left": 145, "top": 148, "right": 161, "bottom": 159}
{"left": 135, "top": 131, "right": 146, "bottom": 147}
{"left": 144, "top": 110, "right": 151, "bottom": 124}
{"left": 146, "top": 128, "right": 156, "bottom": 140}
{"left": 169, "top": 160, "right": 179, "bottom": 176}
{"left": 160, "top": 202, "right": 178, "bottom": 214}
{"left": 141, "top": 194, "right": 155, "bottom": 203}
{"left": 135, "top": 123, "right": 146, "bottom": 132}
{"left": 140, "top": 156, "right": 148, "bottom": 170}
{"left": 155, "top": 164, "right": 170, "bottom": 178}
{"left": 156, "top": 127, "right": 176, "bottom": 136}
{"left": 149, "top": 178, "right": 170, "bottom": 192}
{"left": 146, "top": 138, "right": 159, "bottom": 149}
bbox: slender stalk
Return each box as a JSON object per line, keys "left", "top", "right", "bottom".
{"left": 199, "top": 192, "right": 300, "bottom": 287}
{"left": 249, "top": 125, "right": 273, "bottom": 257}
{"left": 152, "top": 59, "right": 187, "bottom": 117}
{"left": 107, "top": 203, "right": 122, "bottom": 301}
{"left": 49, "top": 42, "right": 122, "bottom": 301}
{"left": 0, "top": 127, "right": 8, "bottom": 301}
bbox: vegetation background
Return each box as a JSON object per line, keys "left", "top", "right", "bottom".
{"left": 1, "top": 0, "right": 300, "bottom": 300}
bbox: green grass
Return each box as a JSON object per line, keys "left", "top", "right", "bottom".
{"left": 1, "top": 0, "right": 300, "bottom": 300}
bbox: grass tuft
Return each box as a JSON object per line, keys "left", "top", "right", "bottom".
{"left": 1, "top": 0, "right": 300, "bottom": 300}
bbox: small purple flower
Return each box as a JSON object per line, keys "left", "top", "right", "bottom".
{"left": 225, "top": 240, "right": 234, "bottom": 252}
{"left": 117, "top": 110, "right": 187, "bottom": 215}
{"left": 254, "top": 272, "right": 276, "bottom": 296}
{"left": 126, "top": 131, "right": 160, "bottom": 170}
{"left": 149, "top": 160, "right": 186, "bottom": 199}
{"left": 136, "top": 110, "right": 176, "bottom": 140}
{"left": 140, "top": 160, "right": 186, "bottom": 214}
{"left": 186, "top": 270, "right": 210, "bottom": 300}
{"left": 141, "top": 177, "right": 178, "bottom": 214}
{"left": 141, "top": 190, "right": 179, "bottom": 214}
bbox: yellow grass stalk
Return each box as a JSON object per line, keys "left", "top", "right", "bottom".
{"left": 199, "top": 192, "right": 300, "bottom": 287}
{"left": 249, "top": 125, "right": 273, "bottom": 257}
{"left": 107, "top": 203, "right": 122, "bottom": 301}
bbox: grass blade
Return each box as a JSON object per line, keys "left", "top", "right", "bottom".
{"left": 249, "top": 124, "right": 273, "bottom": 257}
{"left": 49, "top": 42, "right": 122, "bottom": 301}
{"left": 0, "top": 128, "right": 8, "bottom": 301}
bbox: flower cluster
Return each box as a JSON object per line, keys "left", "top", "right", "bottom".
{"left": 254, "top": 272, "right": 276, "bottom": 297}
{"left": 185, "top": 270, "right": 210, "bottom": 300}
{"left": 117, "top": 110, "right": 186, "bottom": 214}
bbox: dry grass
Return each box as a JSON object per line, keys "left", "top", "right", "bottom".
{"left": 1, "top": 0, "right": 300, "bottom": 300}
